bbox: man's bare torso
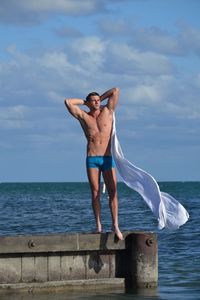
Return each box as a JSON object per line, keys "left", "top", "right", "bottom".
{"left": 79, "top": 106, "right": 113, "bottom": 156}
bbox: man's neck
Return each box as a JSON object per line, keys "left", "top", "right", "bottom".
{"left": 89, "top": 109, "right": 101, "bottom": 118}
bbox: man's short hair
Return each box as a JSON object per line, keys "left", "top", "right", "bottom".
{"left": 86, "top": 92, "right": 100, "bottom": 102}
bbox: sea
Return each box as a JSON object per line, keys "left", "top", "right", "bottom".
{"left": 0, "top": 182, "right": 199, "bottom": 300}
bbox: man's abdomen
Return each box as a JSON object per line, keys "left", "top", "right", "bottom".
{"left": 87, "top": 137, "right": 111, "bottom": 156}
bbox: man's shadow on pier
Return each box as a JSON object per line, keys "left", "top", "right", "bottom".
{"left": 88, "top": 252, "right": 104, "bottom": 274}
{"left": 88, "top": 232, "right": 119, "bottom": 274}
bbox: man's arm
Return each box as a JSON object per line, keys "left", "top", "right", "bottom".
{"left": 100, "top": 87, "right": 119, "bottom": 111}
{"left": 64, "top": 98, "right": 86, "bottom": 119}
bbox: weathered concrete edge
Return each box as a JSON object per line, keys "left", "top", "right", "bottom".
{"left": 0, "top": 278, "right": 125, "bottom": 294}
{"left": 0, "top": 231, "right": 155, "bottom": 254}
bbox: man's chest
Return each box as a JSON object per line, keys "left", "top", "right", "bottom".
{"left": 86, "top": 114, "right": 112, "bottom": 134}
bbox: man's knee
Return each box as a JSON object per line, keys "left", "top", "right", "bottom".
{"left": 91, "top": 187, "right": 100, "bottom": 199}
{"left": 107, "top": 187, "right": 117, "bottom": 200}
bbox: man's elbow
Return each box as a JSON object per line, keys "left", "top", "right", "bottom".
{"left": 64, "top": 98, "right": 70, "bottom": 108}
{"left": 113, "top": 87, "right": 120, "bottom": 95}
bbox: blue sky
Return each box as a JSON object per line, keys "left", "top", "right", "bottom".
{"left": 0, "top": 0, "right": 200, "bottom": 182}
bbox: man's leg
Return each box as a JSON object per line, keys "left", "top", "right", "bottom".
{"left": 102, "top": 168, "right": 123, "bottom": 240}
{"left": 87, "top": 167, "right": 102, "bottom": 233}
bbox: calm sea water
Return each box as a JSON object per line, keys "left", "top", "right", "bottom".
{"left": 0, "top": 182, "right": 199, "bottom": 300}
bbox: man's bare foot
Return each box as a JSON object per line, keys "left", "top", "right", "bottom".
{"left": 92, "top": 224, "right": 102, "bottom": 234}
{"left": 115, "top": 228, "right": 124, "bottom": 240}
{"left": 111, "top": 225, "right": 124, "bottom": 240}
{"left": 92, "top": 229, "right": 101, "bottom": 234}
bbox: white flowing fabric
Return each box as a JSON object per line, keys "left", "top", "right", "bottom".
{"left": 111, "top": 115, "right": 189, "bottom": 230}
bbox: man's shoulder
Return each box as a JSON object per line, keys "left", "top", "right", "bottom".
{"left": 77, "top": 109, "right": 90, "bottom": 119}
{"left": 100, "top": 105, "right": 114, "bottom": 115}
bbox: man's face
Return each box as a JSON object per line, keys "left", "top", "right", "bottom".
{"left": 88, "top": 95, "right": 101, "bottom": 110}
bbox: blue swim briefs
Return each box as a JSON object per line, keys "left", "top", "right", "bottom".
{"left": 86, "top": 156, "right": 115, "bottom": 171}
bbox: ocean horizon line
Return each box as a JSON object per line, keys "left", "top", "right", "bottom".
{"left": 1, "top": 180, "right": 199, "bottom": 184}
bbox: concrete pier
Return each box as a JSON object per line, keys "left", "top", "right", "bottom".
{"left": 0, "top": 231, "right": 158, "bottom": 294}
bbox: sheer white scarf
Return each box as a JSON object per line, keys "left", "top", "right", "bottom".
{"left": 111, "top": 114, "right": 189, "bottom": 229}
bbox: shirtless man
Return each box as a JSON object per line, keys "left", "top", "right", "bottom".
{"left": 64, "top": 87, "right": 123, "bottom": 240}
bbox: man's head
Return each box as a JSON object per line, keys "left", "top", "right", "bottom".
{"left": 86, "top": 92, "right": 100, "bottom": 102}
{"left": 86, "top": 92, "right": 101, "bottom": 110}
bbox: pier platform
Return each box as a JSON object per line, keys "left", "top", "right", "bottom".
{"left": 0, "top": 231, "right": 158, "bottom": 294}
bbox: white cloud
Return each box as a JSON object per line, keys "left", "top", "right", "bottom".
{"left": 69, "top": 36, "right": 106, "bottom": 72}
{"left": 125, "top": 84, "right": 161, "bottom": 104}
{"left": 98, "top": 19, "right": 200, "bottom": 57}
{"left": 131, "top": 27, "right": 184, "bottom": 55}
{"left": 105, "top": 42, "right": 172, "bottom": 76}
{"left": 0, "top": 105, "right": 27, "bottom": 120}
{"left": 28, "top": 0, "right": 105, "bottom": 15}
{"left": 98, "top": 18, "right": 183, "bottom": 55}
{"left": 41, "top": 52, "right": 74, "bottom": 72}
{"left": 180, "top": 25, "right": 200, "bottom": 56}
{"left": 0, "top": 105, "right": 29, "bottom": 130}
{"left": 133, "top": 22, "right": 200, "bottom": 57}
{"left": 0, "top": 0, "right": 105, "bottom": 25}
{"left": 98, "top": 18, "right": 132, "bottom": 36}
{"left": 47, "top": 91, "right": 64, "bottom": 104}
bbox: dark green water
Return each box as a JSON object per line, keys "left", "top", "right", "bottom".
{"left": 0, "top": 182, "right": 199, "bottom": 299}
